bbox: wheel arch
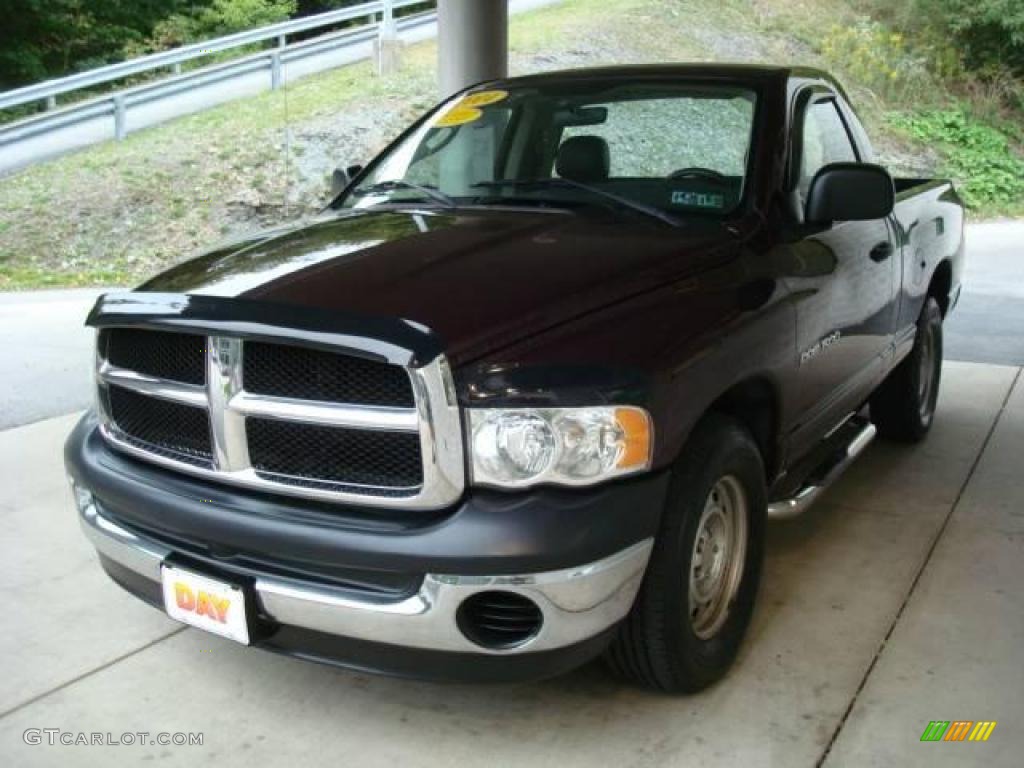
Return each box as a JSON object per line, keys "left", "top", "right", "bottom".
{"left": 928, "top": 259, "right": 954, "bottom": 317}
{"left": 702, "top": 375, "right": 782, "bottom": 482}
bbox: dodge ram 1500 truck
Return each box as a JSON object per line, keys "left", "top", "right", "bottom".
{"left": 66, "top": 64, "right": 964, "bottom": 692}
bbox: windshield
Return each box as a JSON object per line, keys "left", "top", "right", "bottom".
{"left": 339, "top": 81, "right": 758, "bottom": 219}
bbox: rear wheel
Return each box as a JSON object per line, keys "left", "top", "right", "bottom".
{"left": 605, "top": 414, "right": 765, "bottom": 693}
{"left": 871, "top": 297, "right": 943, "bottom": 443}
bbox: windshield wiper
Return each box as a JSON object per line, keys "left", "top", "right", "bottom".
{"left": 351, "top": 180, "right": 457, "bottom": 208}
{"left": 472, "top": 178, "right": 683, "bottom": 227}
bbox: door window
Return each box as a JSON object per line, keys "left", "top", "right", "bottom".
{"left": 798, "top": 100, "right": 857, "bottom": 199}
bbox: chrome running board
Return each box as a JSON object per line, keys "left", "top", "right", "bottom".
{"left": 767, "top": 420, "right": 877, "bottom": 519}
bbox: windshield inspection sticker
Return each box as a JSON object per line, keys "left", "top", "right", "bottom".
{"left": 671, "top": 190, "right": 725, "bottom": 209}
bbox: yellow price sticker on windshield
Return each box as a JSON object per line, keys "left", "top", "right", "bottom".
{"left": 432, "top": 90, "right": 509, "bottom": 128}
{"left": 434, "top": 105, "right": 483, "bottom": 127}
{"left": 462, "top": 89, "right": 508, "bottom": 108}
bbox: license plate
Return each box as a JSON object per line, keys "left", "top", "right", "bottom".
{"left": 161, "top": 564, "right": 250, "bottom": 645}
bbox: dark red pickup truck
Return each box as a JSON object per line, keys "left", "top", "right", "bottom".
{"left": 66, "top": 64, "right": 964, "bottom": 692}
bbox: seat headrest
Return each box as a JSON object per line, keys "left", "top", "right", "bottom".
{"left": 556, "top": 136, "right": 610, "bottom": 183}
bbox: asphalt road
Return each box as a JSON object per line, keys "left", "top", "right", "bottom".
{"left": 0, "top": 219, "right": 1020, "bottom": 431}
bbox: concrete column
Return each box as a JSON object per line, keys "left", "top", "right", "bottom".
{"left": 438, "top": 0, "right": 508, "bottom": 98}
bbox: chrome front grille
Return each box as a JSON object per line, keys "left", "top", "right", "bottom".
{"left": 104, "top": 384, "right": 214, "bottom": 467}
{"left": 102, "top": 328, "right": 207, "bottom": 385}
{"left": 247, "top": 418, "right": 423, "bottom": 490}
{"left": 94, "top": 327, "right": 465, "bottom": 510}
{"left": 243, "top": 340, "right": 415, "bottom": 407}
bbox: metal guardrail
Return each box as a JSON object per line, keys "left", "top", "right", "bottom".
{"left": 1, "top": 0, "right": 427, "bottom": 112}
{"left": 0, "top": 0, "right": 432, "bottom": 169}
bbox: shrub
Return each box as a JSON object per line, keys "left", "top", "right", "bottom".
{"left": 888, "top": 109, "right": 1024, "bottom": 209}
{"left": 819, "top": 18, "right": 934, "bottom": 102}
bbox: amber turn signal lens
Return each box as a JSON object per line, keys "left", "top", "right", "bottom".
{"left": 615, "top": 407, "right": 652, "bottom": 470}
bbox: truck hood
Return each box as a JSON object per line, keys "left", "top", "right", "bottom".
{"left": 142, "top": 207, "right": 738, "bottom": 364}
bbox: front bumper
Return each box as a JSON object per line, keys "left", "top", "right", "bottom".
{"left": 80, "top": 495, "right": 651, "bottom": 654}
{"left": 67, "top": 415, "right": 667, "bottom": 680}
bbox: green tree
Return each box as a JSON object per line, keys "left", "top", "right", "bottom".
{"left": 866, "top": 0, "right": 1024, "bottom": 76}
{"left": 0, "top": 1, "right": 197, "bottom": 89}
{"left": 0, "top": 1, "right": 299, "bottom": 90}
{"left": 139, "top": 0, "right": 297, "bottom": 53}
{"left": 933, "top": 0, "right": 1024, "bottom": 74}
{"left": 204, "top": 0, "right": 297, "bottom": 32}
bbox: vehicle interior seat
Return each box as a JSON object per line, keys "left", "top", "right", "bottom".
{"left": 555, "top": 136, "right": 610, "bottom": 183}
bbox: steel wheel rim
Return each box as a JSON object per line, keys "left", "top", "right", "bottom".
{"left": 688, "top": 475, "right": 748, "bottom": 640}
{"left": 918, "top": 322, "right": 937, "bottom": 422}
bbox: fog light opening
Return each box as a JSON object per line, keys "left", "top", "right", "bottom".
{"left": 456, "top": 591, "right": 543, "bottom": 650}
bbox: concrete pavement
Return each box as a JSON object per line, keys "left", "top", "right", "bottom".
{"left": 1, "top": 361, "right": 1020, "bottom": 766}
{"left": 823, "top": 366, "right": 1024, "bottom": 767}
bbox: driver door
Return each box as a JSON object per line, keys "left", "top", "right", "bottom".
{"left": 787, "top": 94, "right": 897, "bottom": 444}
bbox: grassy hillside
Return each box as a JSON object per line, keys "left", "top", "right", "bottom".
{"left": 1, "top": 0, "right": 1021, "bottom": 290}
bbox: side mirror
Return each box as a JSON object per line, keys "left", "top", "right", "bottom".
{"left": 805, "top": 162, "right": 894, "bottom": 223}
{"left": 330, "top": 164, "right": 364, "bottom": 197}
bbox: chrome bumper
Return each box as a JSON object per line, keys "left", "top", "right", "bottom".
{"left": 79, "top": 497, "right": 652, "bottom": 655}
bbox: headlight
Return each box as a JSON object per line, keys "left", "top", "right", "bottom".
{"left": 469, "top": 406, "right": 652, "bottom": 488}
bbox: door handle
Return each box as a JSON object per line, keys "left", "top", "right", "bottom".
{"left": 869, "top": 241, "right": 893, "bottom": 262}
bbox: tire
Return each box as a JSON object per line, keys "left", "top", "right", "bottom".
{"left": 605, "top": 414, "right": 766, "bottom": 693}
{"left": 870, "top": 297, "right": 943, "bottom": 443}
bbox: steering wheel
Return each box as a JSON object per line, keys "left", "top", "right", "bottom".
{"left": 668, "top": 167, "right": 728, "bottom": 184}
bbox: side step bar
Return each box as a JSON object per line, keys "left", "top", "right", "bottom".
{"left": 767, "top": 421, "right": 877, "bottom": 519}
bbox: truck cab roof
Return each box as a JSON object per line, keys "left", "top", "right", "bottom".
{"left": 487, "top": 62, "right": 840, "bottom": 89}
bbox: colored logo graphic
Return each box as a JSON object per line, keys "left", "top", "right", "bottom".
{"left": 920, "top": 721, "right": 997, "bottom": 742}
{"left": 174, "top": 581, "right": 231, "bottom": 623}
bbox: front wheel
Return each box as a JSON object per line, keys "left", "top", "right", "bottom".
{"left": 871, "top": 297, "right": 943, "bottom": 443}
{"left": 605, "top": 414, "right": 766, "bottom": 693}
